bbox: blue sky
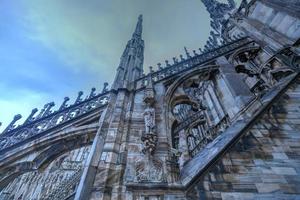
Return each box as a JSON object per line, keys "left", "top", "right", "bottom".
{"left": 0, "top": 0, "right": 240, "bottom": 131}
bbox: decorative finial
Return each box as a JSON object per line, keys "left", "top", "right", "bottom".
{"left": 184, "top": 47, "right": 191, "bottom": 58}
{"left": 59, "top": 97, "right": 70, "bottom": 110}
{"left": 165, "top": 60, "right": 170, "bottom": 67}
{"left": 36, "top": 104, "right": 46, "bottom": 119}
{"left": 89, "top": 88, "right": 96, "bottom": 98}
{"left": 143, "top": 74, "right": 155, "bottom": 106}
{"left": 75, "top": 91, "right": 84, "bottom": 104}
{"left": 180, "top": 55, "right": 185, "bottom": 61}
{"left": 43, "top": 102, "right": 55, "bottom": 117}
{"left": 3, "top": 114, "right": 22, "bottom": 133}
{"left": 133, "top": 14, "right": 143, "bottom": 38}
{"left": 149, "top": 66, "right": 154, "bottom": 73}
{"left": 102, "top": 82, "right": 109, "bottom": 93}
{"left": 24, "top": 108, "right": 38, "bottom": 124}
{"left": 204, "top": 45, "right": 209, "bottom": 51}
{"left": 157, "top": 63, "right": 163, "bottom": 70}
{"left": 172, "top": 57, "right": 178, "bottom": 64}
{"left": 193, "top": 50, "right": 198, "bottom": 56}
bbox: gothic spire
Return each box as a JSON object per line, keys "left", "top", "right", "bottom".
{"left": 133, "top": 14, "right": 143, "bottom": 38}
{"left": 201, "top": 0, "right": 236, "bottom": 20}
{"left": 201, "top": 0, "right": 236, "bottom": 50}
{"left": 112, "top": 15, "right": 145, "bottom": 89}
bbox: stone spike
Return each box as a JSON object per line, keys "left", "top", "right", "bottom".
{"left": 24, "top": 108, "right": 38, "bottom": 124}
{"left": 59, "top": 97, "right": 70, "bottom": 111}
{"left": 42, "top": 102, "right": 55, "bottom": 117}
{"left": 133, "top": 14, "right": 143, "bottom": 38}
{"left": 3, "top": 114, "right": 22, "bottom": 133}
{"left": 157, "top": 63, "right": 163, "bottom": 70}
{"left": 193, "top": 50, "right": 198, "bottom": 56}
{"left": 149, "top": 66, "right": 154, "bottom": 73}
{"left": 180, "top": 55, "right": 185, "bottom": 61}
{"left": 173, "top": 57, "right": 178, "bottom": 64}
{"left": 165, "top": 60, "right": 170, "bottom": 67}
{"left": 102, "top": 82, "right": 109, "bottom": 93}
{"left": 75, "top": 91, "right": 84, "bottom": 104}
{"left": 184, "top": 47, "right": 191, "bottom": 58}
{"left": 89, "top": 88, "right": 96, "bottom": 98}
{"left": 36, "top": 104, "right": 48, "bottom": 119}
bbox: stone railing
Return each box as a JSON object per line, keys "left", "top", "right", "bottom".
{"left": 136, "top": 37, "right": 253, "bottom": 88}
{"left": 174, "top": 111, "right": 206, "bottom": 134}
{"left": 189, "top": 115, "right": 230, "bottom": 157}
{"left": 0, "top": 90, "right": 110, "bottom": 153}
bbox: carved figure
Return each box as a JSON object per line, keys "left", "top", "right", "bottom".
{"left": 135, "top": 157, "right": 165, "bottom": 183}
{"left": 143, "top": 107, "right": 155, "bottom": 134}
{"left": 141, "top": 133, "right": 157, "bottom": 155}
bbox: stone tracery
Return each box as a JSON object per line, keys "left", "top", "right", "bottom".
{"left": 167, "top": 68, "right": 230, "bottom": 167}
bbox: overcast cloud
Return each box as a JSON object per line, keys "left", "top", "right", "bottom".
{"left": 0, "top": 0, "right": 241, "bottom": 131}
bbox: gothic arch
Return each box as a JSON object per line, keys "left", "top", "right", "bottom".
{"left": 0, "top": 125, "right": 96, "bottom": 191}
{"left": 0, "top": 145, "right": 91, "bottom": 199}
{"left": 0, "top": 161, "right": 33, "bottom": 190}
{"left": 164, "top": 65, "right": 219, "bottom": 152}
{"left": 228, "top": 45, "right": 261, "bottom": 64}
{"left": 164, "top": 66, "right": 218, "bottom": 106}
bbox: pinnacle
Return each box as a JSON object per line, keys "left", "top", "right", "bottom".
{"left": 133, "top": 14, "right": 143, "bottom": 38}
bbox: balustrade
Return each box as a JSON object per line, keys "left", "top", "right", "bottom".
{"left": 0, "top": 88, "right": 110, "bottom": 152}
{"left": 135, "top": 37, "right": 252, "bottom": 89}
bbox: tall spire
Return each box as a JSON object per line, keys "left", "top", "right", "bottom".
{"left": 133, "top": 14, "right": 143, "bottom": 38}
{"left": 201, "top": 0, "right": 235, "bottom": 20}
{"left": 201, "top": 0, "right": 236, "bottom": 49}
{"left": 112, "top": 15, "right": 145, "bottom": 90}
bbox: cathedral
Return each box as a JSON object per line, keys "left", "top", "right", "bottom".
{"left": 0, "top": 0, "right": 300, "bottom": 199}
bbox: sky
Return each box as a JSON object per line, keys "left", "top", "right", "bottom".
{"left": 0, "top": 0, "right": 241, "bottom": 131}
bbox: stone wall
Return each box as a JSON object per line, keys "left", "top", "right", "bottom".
{"left": 0, "top": 146, "right": 90, "bottom": 200}
{"left": 190, "top": 78, "right": 300, "bottom": 199}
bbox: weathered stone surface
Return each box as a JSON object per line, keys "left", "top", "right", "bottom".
{"left": 1, "top": 1, "right": 300, "bottom": 200}
{"left": 188, "top": 79, "right": 300, "bottom": 199}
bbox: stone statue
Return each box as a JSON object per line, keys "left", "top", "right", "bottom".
{"left": 143, "top": 106, "right": 155, "bottom": 134}
{"left": 142, "top": 106, "right": 158, "bottom": 155}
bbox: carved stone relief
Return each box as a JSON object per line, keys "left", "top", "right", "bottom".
{"left": 169, "top": 73, "right": 230, "bottom": 167}
{"left": 135, "top": 157, "right": 166, "bottom": 183}
{"left": 0, "top": 146, "right": 90, "bottom": 200}
{"left": 233, "top": 49, "right": 295, "bottom": 95}
{"left": 141, "top": 75, "right": 158, "bottom": 155}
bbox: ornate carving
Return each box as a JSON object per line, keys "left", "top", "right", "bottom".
{"left": 42, "top": 167, "right": 83, "bottom": 200}
{"left": 137, "top": 38, "right": 252, "bottom": 88}
{"left": 143, "top": 107, "right": 155, "bottom": 134}
{"left": 142, "top": 75, "right": 158, "bottom": 155}
{"left": 142, "top": 105, "right": 158, "bottom": 155}
{"left": 174, "top": 111, "right": 206, "bottom": 134}
{"left": 141, "top": 133, "right": 157, "bottom": 155}
{"left": 135, "top": 157, "right": 166, "bottom": 183}
{"left": 233, "top": 48, "right": 295, "bottom": 95}
{"left": 0, "top": 90, "right": 109, "bottom": 152}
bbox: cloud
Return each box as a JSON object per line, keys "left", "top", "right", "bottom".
{"left": 20, "top": 0, "right": 212, "bottom": 72}
{"left": 0, "top": 0, "right": 242, "bottom": 131}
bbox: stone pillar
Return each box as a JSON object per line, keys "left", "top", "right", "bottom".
{"left": 74, "top": 131, "right": 105, "bottom": 200}
{"left": 178, "top": 130, "right": 190, "bottom": 170}
{"left": 216, "top": 56, "right": 255, "bottom": 119}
